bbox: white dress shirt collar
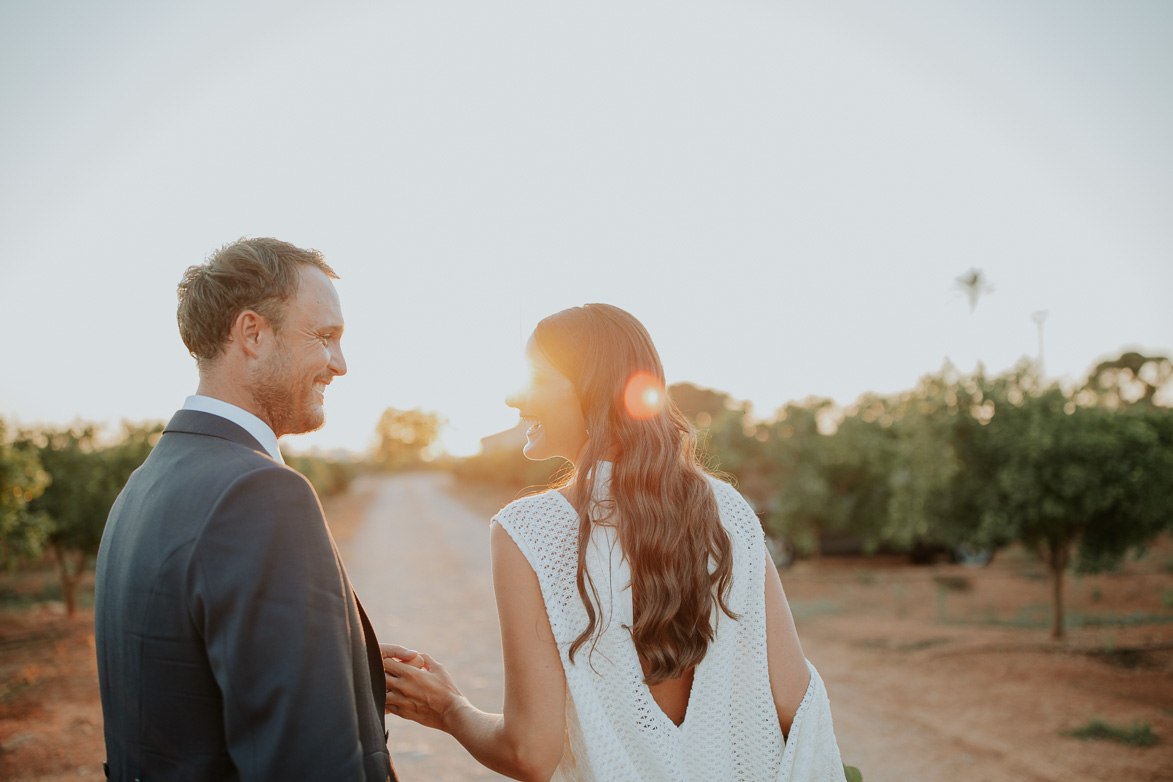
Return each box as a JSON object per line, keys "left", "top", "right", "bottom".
{"left": 182, "top": 395, "right": 285, "bottom": 464}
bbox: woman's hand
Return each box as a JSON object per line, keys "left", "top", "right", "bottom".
{"left": 381, "top": 643, "right": 468, "bottom": 732}
{"left": 379, "top": 643, "right": 424, "bottom": 670}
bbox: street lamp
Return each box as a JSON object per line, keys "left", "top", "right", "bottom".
{"left": 1031, "top": 310, "right": 1048, "bottom": 376}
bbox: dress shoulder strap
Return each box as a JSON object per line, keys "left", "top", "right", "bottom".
{"left": 493, "top": 491, "right": 578, "bottom": 562}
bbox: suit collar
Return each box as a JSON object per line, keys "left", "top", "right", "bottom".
{"left": 182, "top": 395, "right": 283, "bottom": 462}
{"left": 163, "top": 409, "right": 272, "bottom": 459}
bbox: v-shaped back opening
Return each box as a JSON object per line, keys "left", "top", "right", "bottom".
{"left": 641, "top": 658, "right": 696, "bottom": 727}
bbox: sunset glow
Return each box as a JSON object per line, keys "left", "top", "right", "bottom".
{"left": 0, "top": 4, "right": 1169, "bottom": 459}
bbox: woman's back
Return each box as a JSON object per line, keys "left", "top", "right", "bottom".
{"left": 494, "top": 470, "right": 823, "bottom": 780}
{"left": 642, "top": 664, "right": 693, "bottom": 727}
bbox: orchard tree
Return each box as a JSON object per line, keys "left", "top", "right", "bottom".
{"left": 760, "top": 400, "right": 846, "bottom": 554}
{"left": 882, "top": 366, "right": 1005, "bottom": 560}
{"left": 760, "top": 396, "right": 902, "bottom": 556}
{"left": 821, "top": 405, "right": 896, "bottom": 552}
{"left": 702, "top": 403, "right": 776, "bottom": 510}
{"left": 666, "top": 382, "right": 732, "bottom": 427}
{"left": 669, "top": 383, "right": 779, "bottom": 510}
{"left": 972, "top": 372, "right": 1173, "bottom": 639}
{"left": 17, "top": 423, "right": 159, "bottom": 616}
{"left": 0, "top": 419, "right": 51, "bottom": 564}
{"left": 284, "top": 453, "right": 358, "bottom": 498}
{"left": 452, "top": 439, "right": 563, "bottom": 495}
{"left": 371, "top": 407, "right": 444, "bottom": 470}
{"left": 1077, "top": 351, "right": 1172, "bottom": 410}
{"left": 17, "top": 425, "right": 103, "bottom": 615}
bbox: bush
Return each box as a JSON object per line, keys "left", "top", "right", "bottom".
{"left": 1063, "top": 717, "right": 1157, "bottom": 747}
{"left": 451, "top": 447, "right": 563, "bottom": 496}
{"left": 284, "top": 454, "right": 359, "bottom": 498}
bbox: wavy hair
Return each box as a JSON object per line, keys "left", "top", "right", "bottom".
{"left": 533, "top": 303, "right": 737, "bottom": 685}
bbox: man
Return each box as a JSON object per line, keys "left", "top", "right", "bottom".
{"left": 95, "top": 238, "right": 395, "bottom": 780}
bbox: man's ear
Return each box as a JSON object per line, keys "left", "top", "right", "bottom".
{"left": 232, "top": 309, "right": 272, "bottom": 359}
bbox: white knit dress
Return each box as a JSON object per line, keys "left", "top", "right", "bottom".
{"left": 493, "top": 468, "right": 847, "bottom": 782}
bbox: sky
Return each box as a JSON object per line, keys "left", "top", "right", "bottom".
{"left": 2, "top": 1, "right": 1170, "bottom": 456}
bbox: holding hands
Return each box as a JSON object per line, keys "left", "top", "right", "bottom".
{"left": 379, "top": 643, "right": 467, "bottom": 732}
{"left": 374, "top": 520, "right": 569, "bottom": 781}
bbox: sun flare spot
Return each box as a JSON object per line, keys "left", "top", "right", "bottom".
{"left": 624, "top": 372, "right": 666, "bottom": 420}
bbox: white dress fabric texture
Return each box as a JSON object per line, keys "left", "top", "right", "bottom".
{"left": 492, "top": 467, "right": 846, "bottom": 782}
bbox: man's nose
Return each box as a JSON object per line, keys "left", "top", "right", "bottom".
{"left": 331, "top": 346, "right": 348, "bottom": 377}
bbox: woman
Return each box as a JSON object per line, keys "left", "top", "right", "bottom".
{"left": 382, "top": 304, "right": 846, "bottom": 781}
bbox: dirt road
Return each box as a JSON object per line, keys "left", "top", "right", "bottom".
{"left": 341, "top": 472, "right": 511, "bottom": 782}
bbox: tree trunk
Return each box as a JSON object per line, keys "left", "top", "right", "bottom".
{"left": 72, "top": 551, "right": 88, "bottom": 614}
{"left": 51, "top": 542, "right": 81, "bottom": 618}
{"left": 1047, "top": 542, "right": 1069, "bottom": 641}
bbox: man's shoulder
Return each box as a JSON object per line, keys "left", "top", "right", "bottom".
{"left": 212, "top": 461, "right": 317, "bottom": 510}
{"left": 117, "top": 445, "right": 313, "bottom": 534}
{"left": 189, "top": 465, "right": 326, "bottom": 565}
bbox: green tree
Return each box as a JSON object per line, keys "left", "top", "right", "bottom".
{"left": 757, "top": 398, "right": 898, "bottom": 557}
{"left": 760, "top": 400, "right": 839, "bottom": 554}
{"left": 881, "top": 366, "right": 1004, "bottom": 560}
{"left": 666, "top": 382, "right": 732, "bottom": 427}
{"left": 371, "top": 407, "right": 444, "bottom": 470}
{"left": 971, "top": 371, "right": 1173, "bottom": 639}
{"left": 702, "top": 403, "right": 776, "bottom": 508}
{"left": 284, "top": 452, "right": 358, "bottom": 498}
{"left": 882, "top": 375, "right": 961, "bottom": 551}
{"left": 1077, "top": 351, "right": 1172, "bottom": 410}
{"left": 667, "top": 383, "right": 776, "bottom": 509}
{"left": 17, "top": 423, "right": 160, "bottom": 616}
{"left": 452, "top": 444, "right": 564, "bottom": 496}
{"left": 0, "top": 419, "right": 52, "bottom": 565}
{"left": 827, "top": 404, "right": 897, "bottom": 552}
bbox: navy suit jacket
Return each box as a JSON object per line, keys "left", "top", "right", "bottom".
{"left": 95, "top": 410, "right": 395, "bottom": 781}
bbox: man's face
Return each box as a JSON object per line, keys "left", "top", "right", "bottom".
{"left": 252, "top": 266, "right": 347, "bottom": 437}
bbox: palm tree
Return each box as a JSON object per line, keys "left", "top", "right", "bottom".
{"left": 954, "top": 268, "right": 994, "bottom": 313}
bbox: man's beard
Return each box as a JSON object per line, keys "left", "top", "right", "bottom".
{"left": 250, "top": 349, "right": 325, "bottom": 437}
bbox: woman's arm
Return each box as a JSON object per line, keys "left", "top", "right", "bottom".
{"left": 383, "top": 520, "right": 566, "bottom": 782}
{"left": 763, "top": 547, "right": 811, "bottom": 738}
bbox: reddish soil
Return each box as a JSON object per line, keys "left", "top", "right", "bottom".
{"left": 0, "top": 602, "right": 103, "bottom": 781}
{"left": 2, "top": 477, "right": 1171, "bottom": 781}
{"left": 783, "top": 546, "right": 1173, "bottom": 781}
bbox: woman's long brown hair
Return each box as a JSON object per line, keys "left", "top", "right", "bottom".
{"left": 533, "top": 303, "right": 737, "bottom": 685}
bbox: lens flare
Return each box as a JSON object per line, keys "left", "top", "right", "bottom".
{"left": 624, "top": 372, "right": 665, "bottom": 420}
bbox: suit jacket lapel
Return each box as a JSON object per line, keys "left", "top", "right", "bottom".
{"left": 355, "top": 594, "right": 387, "bottom": 732}
{"left": 164, "top": 409, "right": 269, "bottom": 456}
